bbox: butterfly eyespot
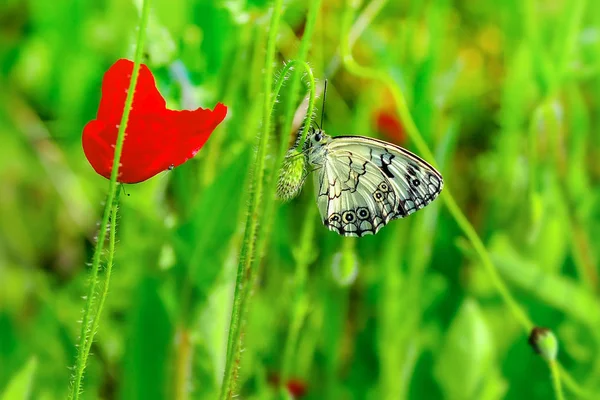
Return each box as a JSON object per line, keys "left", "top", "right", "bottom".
{"left": 373, "top": 190, "right": 384, "bottom": 201}
{"left": 378, "top": 182, "right": 389, "bottom": 192}
{"left": 328, "top": 213, "right": 341, "bottom": 223}
{"left": 357, "top": 208, "right": 370, "bottom": 219}
{"left": 412, "top": 179, "right": 421, "bottom": 187}
{"left": 342, "top": 211, "right": 356, "bottom": 222}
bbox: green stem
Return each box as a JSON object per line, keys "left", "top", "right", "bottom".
{"left": 82, "top": 188, "right": 122, "bottom": 362}
{"left": 220, "top": 1, "right": 285, "bottom": 398}
{"left": 173, "top": 326, "right": 192, "bottom": 400}
{"left": 339, "top": 0, "right": 595, "bottom": 396}
{"left": 550, "top": 360, "right": 566, "bottom": 400}
{"left": 269, "top": 60, "right": 317, "bottom": 150}
{"left": 340, "top": 0, "right": 533, "bottom": 332}
{"left": 219, "top": 25, "right": 318, "bottom": 400}
{"left": 281, "top": 204, "right": 317, "bottom": 384}
{"left": 522, "top": 0, "right": 554, "bottom": 94}
{"left": 69, "top": 1, "right": 151, "bottom": 398}
{"left": 559, "top": 364, "right": 597, "bottom": 400}
{"left": 555, "top": 0, "right": 586, "bottom": 85}
{"left": 236, "top": 57, "right": 316, "bottom": 397}
{"left": 325, "top": 0, "right": 387, "bottom": 77}
{"left": 254, "top": 62, "right": 317, "bottom": 394}
{"left": 223, "top": 61, "right": 316, "bottom": 399}
{"left": 279, "top": 0, "right": 322, "bottom": 153}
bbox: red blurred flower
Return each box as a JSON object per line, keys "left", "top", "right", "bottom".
{"left": 82, "top": 59, "right": 227, "bottom": 183}
{"left": 285, "top": 378, "right": 308, "bottom": 398}
{"left": 268, "top": 373, "right": 308, "bottom": 398}
{"left": 373, "top": 109, "right": 406, "bottom": 144}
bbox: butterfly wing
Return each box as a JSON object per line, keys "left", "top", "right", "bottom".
{"left": 315, "top": 150, "right": 401, "bottom": 237}
{"left": 315, "top": 136, "right": 443, "bottom": 237}
{"left": 329, "top": 136, "right": 443, "bottom": 217}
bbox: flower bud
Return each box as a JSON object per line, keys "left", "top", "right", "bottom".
{"left": 528, "top": 327, "right": 558, "bottom": 361}
{"left": 276, "top": 149, "right": 307, "bottom": 202}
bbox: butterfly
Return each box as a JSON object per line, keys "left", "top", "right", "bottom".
{"left": 303, "top": 127, "right": 443, "bottom": 237}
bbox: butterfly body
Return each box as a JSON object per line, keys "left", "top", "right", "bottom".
{"left": 304, "top": 128, "right": 443, "bottom": 237}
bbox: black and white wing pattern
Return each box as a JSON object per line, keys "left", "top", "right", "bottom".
{"left": 315, "top": 135, "right": 443, "bottom": 237}
{"left": 315, "top": 150, "right": 399, "bottom": 237}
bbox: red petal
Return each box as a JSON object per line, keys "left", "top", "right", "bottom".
{"left": 117, "top": 112, "right": 175, "bottom": 183}
{"left": 82, "top": 119, "right": 114, "bottom": 180}
{"left": 97, "top": 59, "right": 166, "bottom": 123}
{"left": 82, "top": 59, "right": 228, "bottom": 184}
{"left": 162, "top": 103, "right": 228, "bottom": 167}
{"left": 83, "top": 104, "right": 227, "bottom": 184}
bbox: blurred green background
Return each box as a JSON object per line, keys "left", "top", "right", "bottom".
{"left": 1, "top": 0, "right": 599, "bottom": 399}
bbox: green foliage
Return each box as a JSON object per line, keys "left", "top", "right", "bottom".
{"left": 1, "top": 0, "right": 599, "bottom": 399}
{"left": 1, "top": 358, "right": 37, "bottom": 400}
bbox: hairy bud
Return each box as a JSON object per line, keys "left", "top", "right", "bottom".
{"left": 276, "top": 149, "right": 307, "bottom": 202}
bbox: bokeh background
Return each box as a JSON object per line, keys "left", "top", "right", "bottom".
{"left": 1, "top": 0, "right": 599, "bottom": 399}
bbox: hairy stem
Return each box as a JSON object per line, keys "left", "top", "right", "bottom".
{"left": 69, "top": 1, "right": 151, "bottom": 398}
{"left": 82, "top": 188, "right": 122, "bottom": 363}
{"left": 220, "top": 1, "right": 285, "bottom": 398}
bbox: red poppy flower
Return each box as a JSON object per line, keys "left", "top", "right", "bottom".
{"left": 82, "top": 59, "right": 227, "bottom": 183}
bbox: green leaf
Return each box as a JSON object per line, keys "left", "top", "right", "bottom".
{"left": 1, "top": 357, "right": 37, "bottom": 400}
{"left": 489, "top": 234, "right": 600, "bottom": 327}
{"left": 434, "top": 298, "right": 506, "bottom": 400}
{"left": 120, "top": 278, "right": 172, "bottom": 400}
{"left": 175, "top": 148, "right": 251, "bottom": 298}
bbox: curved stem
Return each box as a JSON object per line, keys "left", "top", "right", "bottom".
{"left": 69, "top": 2, "right": 151, "bottom": 398}
{"left": 340, "top": 0, "right": 532, "bottom": 332}
{"left": 338, "top": 0, "right": 596, "bottom": 396}
{"left": 219, "top": 1, "right": 285, "bottom": 398}
{"left": 270, "top": 60, "right": 317, "bottom": 149}
{"left": 221, "top": 61, "right": 316, "bottom": 399}
{"left": 279, "top": 0, "right": 322, "bottom": 152}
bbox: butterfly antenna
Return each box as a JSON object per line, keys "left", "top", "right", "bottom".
{"left": 311, "top": 118, "right": 320, "bottom": 130}
{"left": 320, "top": 79, "right": 328, "bottom": 129}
